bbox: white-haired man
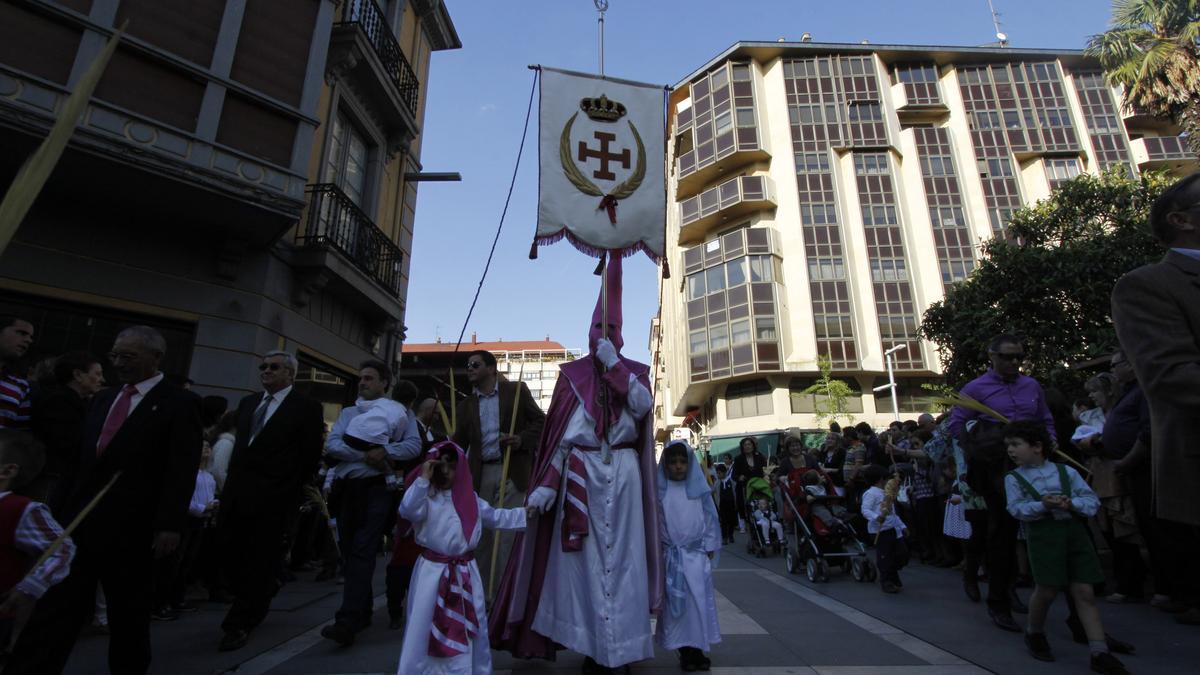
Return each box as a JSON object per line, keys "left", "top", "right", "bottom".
{"left": 217, "top": 350, "right": 323, "bottom": 652}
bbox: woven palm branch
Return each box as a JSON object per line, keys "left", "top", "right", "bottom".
{"left": 923, "top": 392, "right": 1091, "bottom": 477}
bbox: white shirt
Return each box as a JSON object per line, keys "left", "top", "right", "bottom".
{"left": 104, "top": 372, "right": 164, "bottom": 422}
{"left": 475, "top": 386, "right": 502, "bottom": 461}
{"left": 861, "top": 485, "right": 907, "bottom": 535}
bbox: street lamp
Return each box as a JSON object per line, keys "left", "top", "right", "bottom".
{"left": 871, "top": 344, "right": 908, "bottom": 423}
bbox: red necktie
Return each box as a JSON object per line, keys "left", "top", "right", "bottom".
{"left": 96, "top": 384, "right": 138, "bottom": 455}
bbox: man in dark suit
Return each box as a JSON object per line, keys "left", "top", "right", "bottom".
{"left": 1112, "top": 171, "right": 1200, "bottom": 625}
{"left": 5, "top": 326, "right": 202, "bottom": 675}
{"left": 454, "top": 349, "right": 545, "bottom": 589}
{"left": 217, "top": 350, "right": 323, "bottom": 652}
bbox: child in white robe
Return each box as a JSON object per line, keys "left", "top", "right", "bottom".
{"left": 397, "top": 442, "right": 531, "bottom": 675}
{"left": 655, "top": 441, "right": 721, "bottom": 671}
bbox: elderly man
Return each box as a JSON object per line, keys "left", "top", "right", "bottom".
{"left": 218, "top": 351, "right": 324, "bottom": 652}
{"left": 947, "top": 334, "right": 1054, "bottom": 633}
{"left": 1112, "top": 171, "right": 1200, "bottom": 626}
{"left": 320, "top": 361, "right": 420, "bottom": 646}
{"left": 0, "top": 315, "right": 34, "bottom": 429}
{"left": 5, "top": 326, "right": 202, "bottom": 674}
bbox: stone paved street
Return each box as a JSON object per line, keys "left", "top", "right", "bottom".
{"left": 63, "top": 537, "right": 1200, "bottom": 674}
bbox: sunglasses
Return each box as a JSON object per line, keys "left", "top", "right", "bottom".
{"left": 258, "top": 363, "right": 284, "bottom": 372}
{"left": 466, "top": 361, "right": 486, "bottom": 370}
{"left": 990, "top": 352, "right": 1025, "bottom": 362}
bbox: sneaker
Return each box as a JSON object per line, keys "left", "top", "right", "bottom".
{"left": 1090, "top": 651, "right": 1130, "bottom": 675}
{"left": 151, "top": 607, "right": 178, "bottom": 622}
{"left": 1024, "top": 632, "right": 1054, "bottom": 662}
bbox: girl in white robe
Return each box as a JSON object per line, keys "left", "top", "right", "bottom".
{"left": 656, "top": 441, "right": 722, "bottom": 670}
{"left": 397, "top": 443, "right": 528, "bottom": 675}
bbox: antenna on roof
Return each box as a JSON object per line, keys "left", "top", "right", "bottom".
{"left": 987, "top": 0, "right": 1009, "bottom": 47}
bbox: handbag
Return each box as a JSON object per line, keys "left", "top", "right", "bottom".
{"left": 942, "top": 499, "right": 972, "bottom": 540}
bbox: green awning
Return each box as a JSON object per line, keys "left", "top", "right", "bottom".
{"left": 707, "top": 432, "right": 781, "bottom": 461}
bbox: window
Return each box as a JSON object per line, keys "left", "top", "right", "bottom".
{"left": 795, "top": 152, "right": 830, "bottom": 173}
{"left": 749, "top": 255, "right": 775, "bottom": 282}
{"left": 730, "top": 320, "right": 751, "bottom": 345}
{"left": 807, "top": 258, "right": 844, "bottom": 280}
{"left": 755, "top": 317, "right": 776, "bottom": 341}
{"left": 847, "top": 101, "right": 882, "bottom": 122}
{"left": 870, "top": 258, "right": 907, "bottom": 282}
{"left": 689, "top": 330, "right": 707, "bottom": 354}
{"left": 709, "top": 324, "right": 729, "bottom": 350}
{"left": 714, "top": 111, "right": 733, "bottom": 136}
{"left": 323, "top": 111, "right": 370, "bottom": 205}
{"left": 854, "top": 153, "right": 889, "bottom": 175}
{"left": 726, "top": 379, "right": 774, "bottom": 419}
{"left": 686, "top": 273, "right": 706, "bottom": 300}
{"left": 705, "top": 266, "right": 726, "bottom": 294}
{"left": 736, "top": 108, "right": 756, "bottom": 127}
{"left": 921, "top": 155, "right": 953, "bottom": 177}
{"left": 789, "top": 377, "right": 864, "bottom": 414}
{"left": 726, "top": 258, "right": 747, "bottom": 287}
{"left": 872, "top": 377, "right": 940, "bottom": 414}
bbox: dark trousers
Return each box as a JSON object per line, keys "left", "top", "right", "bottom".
{"left": 1105, "top": 533, "right": 1147, "bottom": 597}
{"left": 153, "top": 518, "right": 206, "bottom": 608}
{"left": 386, "top": 562, "right": 414, "bottom": 620}
{"left": 913, "top": 497, "right": 941, "bottom": 558}
{"left": 963, "top": 508, "right": 988, "bottom": 579}
{"left": 718, "top": 503, "right": 738, "bottom": 541}
{"left": 220, "top": 511, "right": 289, "bottom": 634}
{"left": 1129, "top": 467, "right": 1172, "bottom": 597}
{"left": 1159, "top": 519, "right": 1200, "bottom": 606}
{"left": 982, "top": 490, "right": 1018, "bottom": 612}
{"left": 335, "top": 477, "right": 392, "bottom": 631}
{"left": 5, "top": 530, "right": 153, "bottom": 675}
{"left": 875, "top": 528, "right": 908, "bottom": 585}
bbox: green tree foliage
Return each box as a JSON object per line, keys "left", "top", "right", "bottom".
{"left": 919, "top": 169, "right": 1171, "bottom": 393}
{"left": 1085, "top": 0, "right": 1200, "bottom": 155}
{"left": 801, "top": 354, "right": 856, "bottom": 427}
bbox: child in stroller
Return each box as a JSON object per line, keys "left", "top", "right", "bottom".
{"left": 800, "top": 470, "right": 851, "bottom": 536}
{"left": 744, "top": 477, "right": 782, "bottom": 557}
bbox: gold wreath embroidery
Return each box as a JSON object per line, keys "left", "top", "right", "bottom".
{"left": 559, "top": 111, "right": 646, "bottom": 200}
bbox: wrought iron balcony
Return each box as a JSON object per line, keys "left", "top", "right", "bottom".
{"left": 337, "top": 0, "right": 419, "bottom": 117}
{"left": 298, "top": 183, "right": 403, "bottom": 296}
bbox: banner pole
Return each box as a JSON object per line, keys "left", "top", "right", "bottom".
{"left": 595, "top": 0, "right": 608, "bottom": 77}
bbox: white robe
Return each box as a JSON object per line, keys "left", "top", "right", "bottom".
{"left": 532, "top": 374, "right": 654, "bottom": 668}
{"left": 655, "top": 481, "right": 722, "bottom": 651}
{"left": 397, "top": 477, "right": 526, "bottom": 675}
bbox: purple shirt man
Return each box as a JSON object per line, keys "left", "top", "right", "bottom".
{"left": 946, "top": 369, "right": 1056, "bottom": 440}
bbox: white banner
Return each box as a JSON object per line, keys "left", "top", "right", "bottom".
{"left": 536, "top": 67, "right": 665, "bottom": 260}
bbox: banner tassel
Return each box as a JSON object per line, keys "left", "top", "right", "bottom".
{"left": 661, "top": 259, "right": 671, "bottom": 279}
{"left": 593, "top": 251, "right": 606, "bottom": 276}
{"left": 529, "top": 241, "right": 539, "bottom": 259}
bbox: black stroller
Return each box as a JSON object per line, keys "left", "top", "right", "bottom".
{"left": 780, "top": 468, "right": 874, "bottom": 583}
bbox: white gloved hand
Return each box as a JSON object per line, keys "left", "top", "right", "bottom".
{"left": 527, "top": 486, "right": 557, "bottom": 513}
{"left": 595, "top": 338, "right": 620, "bottom": 368}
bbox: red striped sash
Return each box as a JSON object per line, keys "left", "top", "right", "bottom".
{"left": 422, "top": 550, "right": 477, "bottom": 657}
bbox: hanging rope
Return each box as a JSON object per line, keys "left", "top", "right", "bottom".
{"left": 451, "top": 68, "right": 540, "bottom": 355}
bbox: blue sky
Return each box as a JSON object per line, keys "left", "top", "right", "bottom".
{"left": 406, "top": 0, "right": 1113, "bottom": 362}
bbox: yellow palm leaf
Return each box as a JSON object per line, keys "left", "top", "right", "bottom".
{"left": 0, "top": 25, "right": 124, "bottom": 256}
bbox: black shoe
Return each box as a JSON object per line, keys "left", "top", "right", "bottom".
{"left": 320, "top": 622, "right": 355, "bottom": 647}
{"left": 882, "top": 581, "right": 900, "bottom": 594}
{"left": 1176, "top": 607, "right": 1200, "bottom": 625}
{"left": 989, "top": 608, "right": 1021, "bottom": 632}
{"left": 388, "top": 615, "right": 404, "bottom": 630}
{"left": 696, "top": 654, "right": 711, "bottom": 671}
{"left": 963, "top": 578, "right": 981, "bottom": 603}
{"left": 1090, "top": 651, "right": 1130, "bottom": 675}
{"left": 678, "top": 647, "right": 698, "bottom": 672}
{"left": 314, "top": 568, "right": 337, "bottom": 582}
{"left": 582, "top": 656, "right": 613, "bottom": 674}
{"left": 218, "top": 629, "right": 248, "bottom": 652}
{"left": 208, "top": 589, "right": 234, "bottom": 604}
{"left": 1009, "top": 589, "right": 1029, "bottom": 614}
{"left": 1024, "top": 632, "right": 1054, "bottom": 661}
{"left": 151, "top": 608, "right": 178, "bottom": 622}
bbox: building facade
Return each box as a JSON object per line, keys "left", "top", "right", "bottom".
{"left": 654, "top": 41, "right": 1197, "bottom": 453}
{"left": 399, "top": 337, "right": 582, "bottom": 414}
{"left": 0, "top": 0, "right": 459, "bottom": 420}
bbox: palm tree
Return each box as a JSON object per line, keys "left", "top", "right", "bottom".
{"left": 1085, "top": 0, "right": 1200, "bottom": 156}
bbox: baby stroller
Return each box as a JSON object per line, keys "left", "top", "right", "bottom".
{"left": 779, "top": 467, "right": 874, "bottom": 583}
{"left": 744, "top": 477, "right": 784, "bottom": 557}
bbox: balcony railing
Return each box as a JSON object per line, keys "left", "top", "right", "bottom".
{"left": 338, "top": 0, "right": 419, "bottom": 116}
{"left": 299, "top": 184, "right": 403, "bottom": 296}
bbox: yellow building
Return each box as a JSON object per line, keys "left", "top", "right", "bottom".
{"left": 652, "top": 41, "right": 1197, "bottom": 456}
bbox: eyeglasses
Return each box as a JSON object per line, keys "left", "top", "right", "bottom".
{"left": 990, "top": 352, "right": 1025, "bottom": 362}
{"left": 108, "top": 351, "right": 139, "bottom": 363}
{"left": 466, "top": 361, "right": 485, "bottom": 370}
{"left": 258, "top": 363, "right": 283, "bottom": 372}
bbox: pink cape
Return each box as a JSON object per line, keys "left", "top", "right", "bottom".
{"left": 487, "top": 358, "right": 663, "bottom": 660}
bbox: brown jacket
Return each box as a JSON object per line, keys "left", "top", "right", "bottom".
{"left": 1112, "top": 250, "right": 1200, "bottom": 526}
{"left": 453, "top": 379, "right": 546, "bottom": 494}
